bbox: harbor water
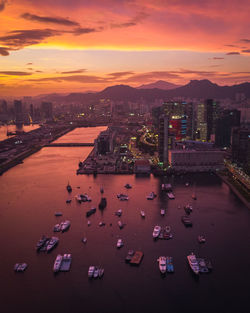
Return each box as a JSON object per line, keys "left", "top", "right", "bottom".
{"left": 1, "top": 127, "right": 250, "bottom": 313}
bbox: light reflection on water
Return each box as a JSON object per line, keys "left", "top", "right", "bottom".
{"left": 0, "top": 127, "right": 250, "bottom": 313}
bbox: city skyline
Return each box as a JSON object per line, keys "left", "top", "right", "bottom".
{"left": 0, "top": 0, "right": 250, "bottom": 96}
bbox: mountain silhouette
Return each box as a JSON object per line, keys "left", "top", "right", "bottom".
{"left": 137, "top": 80, "right": 181, "bottom": 90}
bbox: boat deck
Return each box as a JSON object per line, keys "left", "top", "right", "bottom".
{"left": 130, "top": 251, "right": 144, "bottom": 265}
{"left": 60, "top": 258, "right": 71, "bottom": 271}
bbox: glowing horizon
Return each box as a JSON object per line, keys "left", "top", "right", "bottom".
{"left": 0, "top": 0, "right": 250, "bottom": 96}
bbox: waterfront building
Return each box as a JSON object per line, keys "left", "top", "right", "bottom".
{"left": 168, "top": 149, "right": 224, "bottom": 172}
{"left": 231, "top": 127, "right": 250, "bottom": 173}
{"left": 134, "top": 159, "right": 151, "bottom": 174}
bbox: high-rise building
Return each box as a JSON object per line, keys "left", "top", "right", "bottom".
{"left": 196, "top": 102, "right": 207, "bottom": 141}
{"left": 41, "top": 102, "right": 53, "bottom": 119}
{"left": 158, "top": 115, "right": 169, "bottom": 166}
{"left": 231, "top": 127, "right": 250, "bottom": 170}
{"left": 215, "top": 109, "right": 241, "bottom": 147}
{"left": 14, "top": 100, "right": 23, "bottom": 123}
{"left": 206, "top": 99, "right": 220, "bottom": 142}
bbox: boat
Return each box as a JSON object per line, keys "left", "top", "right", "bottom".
{"left": 55, "top": 212, "right": 63, "bottom": 216}
{"left": 99, "top": 197, "right": 107, "bottom": 210}
{"left": 185, "top": 182, "right": 190, "bottom": 187}
{"left": 53, "top": 224, "right": 61, "bottom": 232}
{"left": 117, "top": 193, "right": 129, "bottom": 201}
{"left": 14, "top": 263, "right": 28, "bottom": 272}
{"left": 100, "top": 187, "right": 104, "bottom": 194}
{"left": 130, "top": 251, "right": 144, "bottom": 265}
{"left": 197, "top": 258, "right": 209, "bottom": 273}
{"left": 140, "top": 210, "right": 145, "bottom": 218}
{"left": 165, "top": 225, "right": 171, "bottom": 233}
{"left": 124, "top": 183, "right": 132, "bottom": 189}
{"left": 125, "top": 250, "right": 135, "bottom": 263}
{"left": 53, "top": 254, "right": 62, "bottom": 272}
{"left": 88, "top": 266, "right": 95, "bottom": 278}
{"left": 66, "top": 182, "right": 72, "bottom": 193}
{"left": 99, "top": 221, "right": 105, "bottom": 227}
{"left": 187, "top": 253, "right": 199, "bottom": 275}
{"left": 198, "top": 235, "right": 206, "bottom": 243}
{"left": 118, "top": 220, "right": 125, "bottom": 229}
{"left": 204, "top": 259, "right": 213, "bottom": 271}
{"left": 161, "top": 183, "right": 172, "bottom": 191}
{"left": 87, "top": 220, "right": 91, "bottom": 226}
{"left": 93, "top": 267, "right": 99, "bottom": 278}
{"left": 192, "top": 193, "right": 197, "bottom": 200}
{"left": 36, "top": 235, "right": 48, "bottom": 251}
{"left": 83, "top": 194, "right": 92, "bottom": 202}
{"left": 166, "top": 256, "right": 174, "bottom": 273}
{"left": 115, "top": 209, "right": 122, "bottom": 217}
{"left": 46, "top": 236, "right": 59, "bottom": 252}
{"left": 152, "top": 225, "right": 161, "bottom": 238}
{"left": 60, "top": 254, "right": 72, "bottom": 271}
{"left": 117, "top": 238, "right": 124, "bottom": 248}
{"left": 60, "top": 220, "right": 70, "bottom": 232}
{"left": 157, "top": 256, "right": 167, "bottom": 274}
{"left": 86, "top": 207, "right": 96, "bottom": 217}
{"left": 184, "top": 204, "right": 193, "bottom": 214}
{"left": 98, "top": 267, "right": 104, "bottom": 278}
{"left": 160, "top": 209, "right": 165, "bottom": 216}
{"left": 181, "top": 216, "right": 192, "bottom": 227}
{"left": 75, "top": 194, "right": 82, "bottom": 202}
{"left": 147, "top": 192, "right": 157, "bottom": 200}
{"left": 167, "top": 192, "right": 175, "bottom": 199}
{"left": 82, "top": 237, "right": 87, "bottom": 244}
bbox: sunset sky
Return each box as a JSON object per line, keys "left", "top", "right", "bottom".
{"left": 0, "top": 0, "right": 250, "bottom": 96}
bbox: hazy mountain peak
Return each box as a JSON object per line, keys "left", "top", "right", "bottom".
{"left": 137, "top": 80, "right": 180, "bottom": 90}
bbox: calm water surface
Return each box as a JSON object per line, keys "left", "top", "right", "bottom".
{"left": 1, "top": 127, "right": 250, "bottom": 313}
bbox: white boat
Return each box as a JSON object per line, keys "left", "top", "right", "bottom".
{"left": 60, "top": 220, "right": 70, "bottom": 232}
{"left": 187, "top": 253, "right": 199, "bottom": 275}
{"left": 118, "top": 220, "right": 124, "bottom": 229}
{"left": 117, "top": 238, "right": 124, "bottom": 248}
{"left": 167, "top": 192, "right": 175, "bottom": 199}
{"left": 88, "top": 266, "right": 95, "bottom": 278}
{"left": 161, "top": 183, "right": 172, "bottom": 191}
{"left": 99, "top": 221, "right": 105, "bottom": 227}
{"left": 87, "top": 220, "right": 91, "bottom": 226}
{"left": 160, "top": 209, "right": 165, "bottom": 216}
{"left": 82, "top": 237, "right": 87, "bottom": 244}
{"left": 115, "top": 209, "right": 122, "bottom": 217}
{"left": 157, "top": 256, "right": 167, "bottom": 274}
{"left": 153, "top": 225, "right": 161, "bottom": 238}
{"left": 75, "top": 194, "right": 82, "bottom": 202}
{"left": 117, "top": 193, "right": 129, "bottom": 201}
{"left": 147, "top": 192, "right": 156, "bottom": 200}
{"left": 53, "top": 224, "right": 61, "bottom": 232}
{"left": 185, "top": 182, "right": 190, "bottom": 187}
{"left": 53, "top": 254, "right": 62, "bottom": 272}
{"left": 93, "top": 267, "right": 99, "bottom": 278}
{"left": 46, "top": 236, "right": 59, "bottom": 252}
{"left": 140, "top": 210, "right": 145, "bottom": 218}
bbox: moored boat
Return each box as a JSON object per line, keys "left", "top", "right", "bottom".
{"left": 115, "top": 209, "right": 122, "bottom": 217}
{"left": 117, "top": 238, "right": 124, "bottom": 248}
{"left": 140, "top": 210, "right": 145, "bottom": 218}
{"left": 86, "top": 207, "right": 96, "bottom": 217}
{"left": 118, "top": 220, "right": 125, "bottom": 229}
{"left": 66, "top": 182, "right": 72, "bottom": 192}
{"left": 124, "top": 183, "right": 132, "bottom": 189}
{"left": 157, "top": 256, "right": 167, "bottom": 274}
{"left": 166, "top": 256, "right": 174, "bottom": 272}
{"left": 160, "top": 209, "right": 165, "bottom": 216}
{"left": 167, "top": 192, "right": 175, "bottom": 199}
{"left": 53, "top": 254, "right": 62, "bottom": 272}
{"left": 82, "top": 237, "right": 87, "bottom": 244}
{"left": 198, "top": 235, "right": 206, "bottom": 243}
{"left": 99, "top": 197, "right": 107, "bottom": 210}
{"left": 147, "top": 192, "right": 157, "bottom": 200}
{"left": 88, "top": 266, "right": 95, "bottom": 278}
{"left": 98, "top": 267, "right": 104, "bottom": 278}
{"left": 53, "top": 224, "right": 61, "bottom": 232}
{"left": 181, "top": 216, "right": 192, "bottom": 226}
{"left": 130, "top": 251, "right": 144, "bottom": 265}
{"left": 46, "top": 236, "right": 59, "bottom": 252}
{"left": 161, "top": 183, "right": 172, "bottom": 191}
{"left": 153, "top": 225, "right": 161, "bottom": 238}
{"left": 60, "top": 254, "right": 72, "bottom": 271}
{"left": 60, "top": 220, "right": 70, "bottom": 232}
{"left": 55, "top": 212, "right": 63, "bottom": 216}
{"left": 125, "top": 250, "right": 135, "bottom": 263}
{"left": 14, "top": 263, "right": 28, "bottom": 272}
{"left": 36, "top": 235, "right": 48, "bottom": 251}
{"left": 187, "top": 253, "right": 199, "bottom": 275}
{"left": 99, "top": 221, "right": 105, "bottom": 227}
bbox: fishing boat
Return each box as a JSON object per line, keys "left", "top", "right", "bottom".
{"left": 60, "top": 220, "right": 70, "bottom": 232}
{"left": 46, "top": 236, "right": 59, "bottom": 252}
{"left": 157, "top": 256, "right": 167, "bottom": 274}
{"left": 118, "top": 220, "right": 125, "bottom": 229}
{"left": 115, "top": 209, "right": 122, "bottom": 217}
{"left": 147, "top": 192, "right": 157, "bottom": 200}
{"left": 160, "top": 209, "right": 165, "bottom": 216}
{"left": 167, "top": 192, "right": 175, "bottom": 199}
{"left": 36, "top": 235, "right": 48, "bottom": 251}
{"left": 187, "top": 253, "right": 199, "bottom": 275}
{"left": 14, "top": 263, "right": 28, "bottom": 272}
{"left": 60, "top": 254, "right": 72, "bottom": 271}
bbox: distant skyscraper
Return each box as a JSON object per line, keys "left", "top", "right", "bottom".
{"left": 231, "top": 127, "right": 250, "bottom": 170}
{"left": 41, "top": 102, "right": 53, "bottom": 119}
{"left": 206, "top": 99, "right": 220, "bottom": 142}
{"left": 14, "top": 100, "right": 23, "bottom": 123}
{"left": 196, "top": 102, "right": 207, "bottom": 141}
{"left": 215, "top": 109, "right": 241, "bottom": 147}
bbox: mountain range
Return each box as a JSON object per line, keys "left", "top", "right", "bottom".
{"left": 136, "top": 80, "right": 181, "bottom": 90}
{"left": 36, "top": 79, "right": 250, "bottom": 104}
